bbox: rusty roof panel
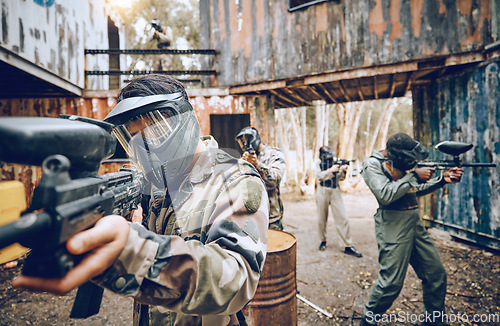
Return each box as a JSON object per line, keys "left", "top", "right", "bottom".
{"left": 201, "top": 0, "right": 494, "bottom": 89}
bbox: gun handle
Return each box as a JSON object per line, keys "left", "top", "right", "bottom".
{"left": 70, "top": 281, "right": 104, "bottom": 318}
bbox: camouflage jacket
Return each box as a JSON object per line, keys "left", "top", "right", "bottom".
{"left": 94, "top": 136, "right": 269, "bottom": 326}
{"left": 256, "top": 145, "right": 286, "bottom": 226}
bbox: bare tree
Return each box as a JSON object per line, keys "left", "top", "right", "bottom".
{"left": 336, "top": 102, "right": 365, "bottom": 159}
{"left": 365, "top": 97, "right": 399, "bottom": 155}
{"left": 374, "top": 97, "right": 400, "bottom": 150}
{"left": 312, "top": 101, "right": 327, "bottom": 163}
{"left": 276, "top": 109, "right": 295, "bottom": 189}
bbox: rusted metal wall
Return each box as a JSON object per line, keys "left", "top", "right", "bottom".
{"left": 0, "top": 0, "right": 112, "bottom": 91}
{"left": 0, "top": 91, "right": 273, "bottom": 204}
{"left": 0, "top": 96, "right": 117, "bottom": 204}
{"left": 200, "top": 0, "right": 497, "bottom": 87}
{"left": 189, "top": 90, "right": 275, "bottom": 145}
{"left": 413, "top": 59, "right": 499, "bottom": 249}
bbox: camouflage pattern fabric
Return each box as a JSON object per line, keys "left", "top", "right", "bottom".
{"left": 256, "top": 145, "right": 286, "bottom": 230}
{"left": 93, "top": 136, "right": 269, "bottom": 326}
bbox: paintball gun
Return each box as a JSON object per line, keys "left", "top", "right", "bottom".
{"left": 319, "top": 147, "right": 354, "bottom": 168}
{"left": 235, "top": 135, "right": 256, "bottom": 155}
{"left": 0, "top": 115, "right": 144, "bottom": 318}
{"left": 332, "top": 159, "right": 356, "bottom": 166}
{"left": 321, "top": 156, "right": 355, "bottom": 169}
{"left": 417, "top": 141, "right": 497, "bottom": 170}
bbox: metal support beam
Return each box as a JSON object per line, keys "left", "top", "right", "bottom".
{"left": 85, "top": 49, "right": 218, "bottom": 55}
{"left": 0, "top": 46, "right": 82, "bottom": 96}
{"left": 85, "top": 70, "right": 216, "bottom": 76}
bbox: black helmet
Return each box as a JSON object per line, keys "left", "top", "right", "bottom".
{"left": 104, "top": 90, "right": 200, "bottom": 189}
{"left": 319, "top": 146, "right": 334, "bottom": 161}
{"left": 235, "top": 127, "right": 261, "bottom": 154}
{"left": 386, "top": 133, "right": 428, "bottom": 171}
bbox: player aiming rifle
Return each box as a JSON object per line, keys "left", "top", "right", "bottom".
{"left": 0, "top": 115, "right": 144, "bottom": 318}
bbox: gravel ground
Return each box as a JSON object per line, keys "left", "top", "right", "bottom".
{"left": 1, "top": 190, "right": 498, "bottom": 326}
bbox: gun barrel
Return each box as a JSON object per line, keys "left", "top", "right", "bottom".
{"left": 0, "top": 212, "right": 52, "bottom": 250}
{"left": 461, "top": 163, "right": 497, "bottom": 168}
{"left": 417, "top": 162, "right": 497, "bottom": 169}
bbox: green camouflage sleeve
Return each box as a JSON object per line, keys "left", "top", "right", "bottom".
{"left": 93, "top": 174, "right": 269, "bottom": 316}
{"left": 257, "top": 147, "right": 286, "bottom": 191}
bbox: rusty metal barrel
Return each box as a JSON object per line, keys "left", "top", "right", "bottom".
{"left": 243, "top": 229, "right": 297, "bottom": 326}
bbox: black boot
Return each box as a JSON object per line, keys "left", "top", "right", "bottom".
{"left": 345, "top": 246, "right": 363, "bottom": 257}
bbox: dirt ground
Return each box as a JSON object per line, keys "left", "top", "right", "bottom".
{"left": 0, "top": 190, "right": 499, "bottom": 326}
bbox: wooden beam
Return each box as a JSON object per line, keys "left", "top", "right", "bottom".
{"left": 269, "top": 89, "right": 303, "bottom": 108}
{"left": 373, "top": 76, "right": 379, "bottom": 99}
{"left": 305, "top": 51, "right": 486, "bottom": 86}
{"left": 225, "top": 51, "right": 488, "bottom": 97}
{"left": 404, "top": 72, "right": 413, "bottom": 95}
{"left": 356, "top": 79, "right": 365, "bottom": 101}
{"left": 229, "top": 80, "right": 286, "bottom": 94}
{"left": 316, "top": 84, "right": 338, "bottom": 103}
{"left": 282, "top": 87, "right": 310, "bottom": 107}
{"left": 337, "top": 80, "right": 352, "bottom": 102}
{"left": 305, "top": 62, "right": 418, "bottom": 85}
{"left": 306, "top": 85, "right": 325, "bottom": 100}
{"left": 389, "top": 74, "right": 396, "bottom": 98}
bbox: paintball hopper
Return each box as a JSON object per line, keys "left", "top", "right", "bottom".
{"left": 435, "top": 141, "right": 473, "bottom": 156}
{"left": 0, "top": 115, "right": 116, "bottom": 177}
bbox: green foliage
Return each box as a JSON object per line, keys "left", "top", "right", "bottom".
{"left": 106, "top": 0, "right": 200, "bottom": 72}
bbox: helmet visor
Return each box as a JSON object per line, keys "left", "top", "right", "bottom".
{"left": 113, "top": 108, "right": 177, "bottom": 156}
{"left": 236, "top": 135, "right": 253, "bottom": 152}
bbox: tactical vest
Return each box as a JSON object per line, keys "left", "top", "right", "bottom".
{"left": 319, "top": 159, "right": 339, "bottom": 188}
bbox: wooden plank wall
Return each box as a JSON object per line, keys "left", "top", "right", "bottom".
{"left": 0, "top": 92, "right": 273, "bottom": 205}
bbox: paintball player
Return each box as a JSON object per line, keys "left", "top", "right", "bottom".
{"left": 314, "top": 146, "right": 362, "bottom": 257}
{"left": 359, "top": 133, "right": 464, "bottom": 326}
{"left": 13, "top": 74, "right": 269, "bottom": 326}
{"left": 236, "top": 127, "right": 286, "bottom": 230}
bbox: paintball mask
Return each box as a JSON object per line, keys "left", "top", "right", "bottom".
{"left": 104, "top": 93, "right": 200, "bottom": 188}
{"left": 236, "top": 127, "right": 261, "bottom": 155}
{"left": 319, "top": 146, "right": 334, "bottom": 162}
{"left": 386, "top": 133, "right": 429, "bottom": 171}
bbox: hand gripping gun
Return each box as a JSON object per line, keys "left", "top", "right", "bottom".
{"left": 0, "top": 115, "right": 144, "bottom": 319}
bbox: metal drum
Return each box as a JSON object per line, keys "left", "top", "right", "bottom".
{"left": 243, "top": 229, "right": 297, "bottom": 326}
